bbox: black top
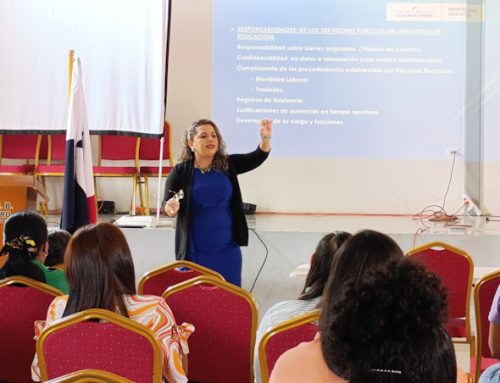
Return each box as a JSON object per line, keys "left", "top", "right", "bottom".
{"left": 163, "top": 145, "right": 270, "bottom": 260}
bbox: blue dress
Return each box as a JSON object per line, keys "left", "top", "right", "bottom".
{"left": 186, "top": 169, "right": 242, "bottom": 286}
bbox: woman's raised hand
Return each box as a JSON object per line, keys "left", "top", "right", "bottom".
{"left": 260, "top": 119, "right": 272, "bottom": 152}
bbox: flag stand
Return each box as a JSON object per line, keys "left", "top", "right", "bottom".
{"left": 67, "top": 50, "right": 99, "bottom": 221}
{"left": 60, "top": 52, "right": 98, "bottom": 232}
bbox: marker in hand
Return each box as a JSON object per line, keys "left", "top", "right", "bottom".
{"left": 166, "top": 189, "right": 184, "bottom": 216}
{"left": 174, "top": 189, "right": 184, "bottom": 202}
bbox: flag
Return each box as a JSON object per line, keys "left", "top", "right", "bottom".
{"left": 61, "top": 58, "right": 97, "bottom": 233}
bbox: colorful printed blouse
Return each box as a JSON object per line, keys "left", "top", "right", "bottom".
{"left": 31, "top": 294, "right": 194, "bottom": 383}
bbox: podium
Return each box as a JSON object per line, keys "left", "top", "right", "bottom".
{"left": 0, "top": 175, "right": 48, "bottom": 247}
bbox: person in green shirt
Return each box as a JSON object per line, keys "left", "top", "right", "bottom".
{"left": 0, "top": 211, "right": 69, "bottom": 294}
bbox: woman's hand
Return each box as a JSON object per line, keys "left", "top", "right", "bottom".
{"left": 260, "top": 119, "right": 272, "bottom": 152}
{"left": 164, "top": 197, "right": 180, "bottom": 217}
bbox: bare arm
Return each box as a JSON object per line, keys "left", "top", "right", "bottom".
{"left": 489, "top": 322, "right": 500, "bottom": 358}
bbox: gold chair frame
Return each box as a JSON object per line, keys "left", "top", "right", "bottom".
{"left": 162, "top": 275, "right": 259, "bottom": 382}
{"left": 46, "top": 368, "right": 135, "bottom": 383}
{"left": 0, "top": 134, "right": 43, "bottom": 172}
{"left": 36, "top": 308, "right": 163, "bottom": 383}
{"left": 138, "top": 260, "right": 225, "bottom": 295}
{"left": 473, "top": 270, "right": 500, "bottom": 383}
{"left": 0, "top": 275, "right": 63, "bottom": 296}
{"left": 258, "top": 310, "right": 320, "bottom": 383}
{"left": 407, "top": 241, "right": 474, "bottom": 351}
{"left": 94, "top": 135, "right": 144, "bottom": 214}
{"left": 0, "top": 134, "right": 45, "bottom": 213}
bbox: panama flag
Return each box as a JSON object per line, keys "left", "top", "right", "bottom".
{"left": 61, "top": 57, "right": 97, "bottom": 233}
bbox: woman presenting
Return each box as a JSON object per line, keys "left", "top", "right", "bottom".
{"left": 163, "top": 118, "right": 272, "bottom": 286}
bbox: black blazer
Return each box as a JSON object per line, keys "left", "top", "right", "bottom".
{"left": 163, "top": 145, "right": 269, "bottom": 260}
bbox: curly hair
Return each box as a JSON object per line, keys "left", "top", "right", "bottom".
{"left": 299, "top": 231, "right": 351, "bottom": 301}
{"left": 321, "top": 258, "right": 454, "bottom": 383}
{"left": 178, "top": 119, "right": 229, "bottom": 172}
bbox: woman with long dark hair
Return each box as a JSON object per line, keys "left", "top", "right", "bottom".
{"left": 31, "top": 222, "right": 193, "bottom": 383}
{"left": 269, "top": 229, "right": 405, "bottom": 383}
{"left": 270, "top": 231, "right": 468, "bottom": 383}
{"left": 254, "top": 231, "right": 351, "bottom": 382}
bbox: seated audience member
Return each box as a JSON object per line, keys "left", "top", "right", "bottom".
{"left": 478, "top": 285, "right": 500, "bottom": 383}
{"left": 270, "top": 258, "right": 468, "bottom": 383}
{"left": 254, "top": 231, "right": 351, "bottom": 382}
{"left": 31, "top": 222, "right": 193, "bottom": 383}
{"left": 262, "top": 229, "right": 404, "bottom": 382}
{"left": 45, "top": 229, "right": 71, "bottom": 269}
{"left": 0, "top": 211, "right": 68, "bottom": 293}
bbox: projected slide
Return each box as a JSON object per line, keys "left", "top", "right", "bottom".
{"left": 212, "top": 0, "right": 469, "bottom": 158}
{"left": 483, "top": 1, "right": 500, "bottom": 161}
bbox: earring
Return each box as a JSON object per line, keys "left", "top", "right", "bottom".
{"left": 190, "top": 147, "right": 194, "bottom": 152}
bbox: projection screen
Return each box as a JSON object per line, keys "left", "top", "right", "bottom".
{"left": 0, "top": 0, "right": 170, "bottom": 136}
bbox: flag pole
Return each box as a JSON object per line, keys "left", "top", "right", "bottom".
{"left": 156, "top": 136, "right": 164, "bottom": 220}
{"left": 68, "top": 50, "right": 74, "bottom": 98}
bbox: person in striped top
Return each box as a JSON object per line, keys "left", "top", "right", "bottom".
{"left": 31, "top": 222, "right": 193, "bottom": 383}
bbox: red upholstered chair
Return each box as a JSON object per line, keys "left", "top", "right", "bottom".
{"left": 36, "top": 134, "right": 66, "bottom": 214}
{"left": 0, "top": 133, "right": 42, "bottom": 174}
{"left": 0, "top": 276, "right": 62, "bottom": 383}
{"left": 471, "top": 270, "right": 500, "bottom": 382}
{"left": 93, "top": 134, "right": 143, "bottom": 214}
{"left": 36, "top": 308, "right": 163, "bottom": 383}
{"left": 259, "top": 310, "right": 320, "bottom": 383}
{"left": 162, "top": 275, "right": 258, "bottom": 383}
{"left": 138, "top": 121, "right": 174, "bottom": 215}
{"left": 37, "top": 134, "right": 67, "bottom": 177}
{"left": 138, "top": 260, "right": 225, "bottom": 296}
{"left": 407, "top": 241, "right": 474, "bottom": 351}
{"left": 46, "top": 369, "right": 134, "bottom": 383}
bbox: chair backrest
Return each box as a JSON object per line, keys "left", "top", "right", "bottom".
{"left": 46, "top": 369, "right": 134, "bottom": 383}
{"left": 37, "top": 134, "right": 67, "bottom": 176}
{"left": 47, "top": 134, "right": 67, "bottom": 163}
{"left": 163, "top": 275, "right": 258, "bottom": 383}
{"left": 37, "top": 308, "right": 163, "bottom": 383}
{"left": 0, "top": 276, "right": 62, "bottom": 383}
{"left": 473, "top": 270, "right": 500, "bottom": 381}
{"left": 138, "top": 260, "right": 225, "bottom": 296}
{"left": 138, "top": 121, "right": 173, "bottom": 165}
{"left": 0, "top": 133, "right": 42, "bottom": 166}
{"left": 259, "top": 310, "right": 320, "bottom": 383}
{"left": 407, "top": 241, "right": 473, "bottom": 337}
{"left": 98, "top": 134, "right": 140, "bottom": 166}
